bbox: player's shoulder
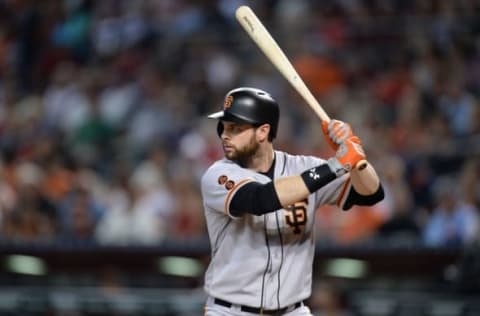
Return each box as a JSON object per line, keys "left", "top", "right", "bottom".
{"left": 203, "top": 159, "right": 238, "bottom": 175}
{"left": 201, "top": 159, "right": 242, "bottom": 183}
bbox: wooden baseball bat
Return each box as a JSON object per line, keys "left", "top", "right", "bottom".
{"left": 235, "top": 5, "right": 330, "bottom": 122}
{"left": 235, "top": 6, "right": 381, "bottom": 194}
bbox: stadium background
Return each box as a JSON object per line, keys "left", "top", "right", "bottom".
{"left": 0, "top": 0, "right": 479, "bottom": 315}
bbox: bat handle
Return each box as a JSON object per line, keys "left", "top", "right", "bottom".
{"left": 357, "top": 159, "right": 368, "bottom": 170}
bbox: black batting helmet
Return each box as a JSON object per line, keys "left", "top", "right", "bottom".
{"left": 207, "top": 87, "right": 280, "bottom": 141}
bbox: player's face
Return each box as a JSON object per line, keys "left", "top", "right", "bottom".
{"left": 221, "top": 121, "right": 260, "bottom": 161}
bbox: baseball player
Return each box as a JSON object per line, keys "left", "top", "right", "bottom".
{"left": 201, "top": 87, "right": 384, "bottom": 315}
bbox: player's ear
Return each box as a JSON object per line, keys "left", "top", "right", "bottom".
{"left": 256, "top": 123, "right": 270, "bottom": 142}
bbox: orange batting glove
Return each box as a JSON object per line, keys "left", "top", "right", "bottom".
{"left": 321, "top": 119, "right": 353, "bottom": 151}
{"left": 330, "top": 136, "right": 366, "bottom": 172}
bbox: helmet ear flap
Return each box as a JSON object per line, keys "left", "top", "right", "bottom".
{"left": 216, "top": 121, "right": 224, "bottom": 137}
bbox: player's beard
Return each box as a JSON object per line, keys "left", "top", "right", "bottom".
{"left": 224, "top": 135, "right": 260, "bottom": 167}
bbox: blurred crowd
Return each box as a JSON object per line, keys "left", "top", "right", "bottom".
{"left": 0, "top": 0, "right": 479, "bottom": 248}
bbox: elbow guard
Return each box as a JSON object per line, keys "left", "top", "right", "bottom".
{"left": 229, "top": 181, "right": 282, "bottom": 216}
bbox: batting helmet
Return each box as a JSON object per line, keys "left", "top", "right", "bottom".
{"left": 207, "top": 87, "right": 280, "bottom": 141}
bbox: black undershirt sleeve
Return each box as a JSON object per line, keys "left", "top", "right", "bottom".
{"left": 342, "top": 183, "right": 385, "bottom": 211}
{"left": 229, "top": 181, "right": 282, "bottom": 217}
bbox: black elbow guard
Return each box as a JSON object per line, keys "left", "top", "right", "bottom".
{"left": 230, "top": 181, "right": 282, "bottom": 216}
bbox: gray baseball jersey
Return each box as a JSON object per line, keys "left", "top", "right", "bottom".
{"left": 201, "top": 150, "right": 351, "bottom": 310}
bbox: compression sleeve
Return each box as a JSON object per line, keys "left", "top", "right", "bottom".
{"left": 229, "top": 181, "right": 282, "bottom": 216}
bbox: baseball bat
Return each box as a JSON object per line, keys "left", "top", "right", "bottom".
{"left": 235, "top": 5, "right": 330, "bottom": 122}
{"left": 235, "top": 6, "right": 370, "bottom": 171}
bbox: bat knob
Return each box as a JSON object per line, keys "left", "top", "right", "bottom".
{"left": 357, "top": 160, "right": 368, "bottom": 170}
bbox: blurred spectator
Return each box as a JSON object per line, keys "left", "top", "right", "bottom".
{"left": 41, "top": 153, "right": 76, "bottom": 205}
{"left": 69, "top": 97, "right": 116, "bottom": 171}
{"left": 95, "top": 145, "right": 174, "bottom": 245}
{"left": 422, "top": 176, "right": 479, "bottom": 247}
{"left": 97, "top": 64, "right": 139, "bottom": 129}
{"left": 125, "top": 66, "right": 175, "bottom": 152}
{"left": 95, "top": 187, "right": 165, "bottom": 246}
{"left": 50, "top": 0, "right": 92, "bottom": 63}
{"left": 438, "top": 77, "right": 478, "bottom": 137}
{"left": 294, "top": 52, "right": 345, "bottom": 98}
{"left": 169, "top": 176, "right": 205, "bottom": 240}
{"left": 406, "top": 157, "right": 436, "bottom": 213}
{"left": 376, "top": 155, "right": 419, "bottom": 239}
{"left": 58, "top": 185, "right": 103, "bottom": 241}
{"left": 2, "top": 162, "right": 58, "bottom": 242}
{"left": 42, "top": 61, "right": 91, "bottom": 134}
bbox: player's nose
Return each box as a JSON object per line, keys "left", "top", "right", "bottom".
{"left": 221, "top": 130, "right": 231, "bottom": 140}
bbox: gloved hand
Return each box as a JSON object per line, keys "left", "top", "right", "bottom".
{"left": 327, "top": 136, "right": 366, "bottom": 175}
{"left": 321, "top": 119, "right": 353, "bottom": 151}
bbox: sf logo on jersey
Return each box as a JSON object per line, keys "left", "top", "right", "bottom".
{"left": 285, "top": 199, "right": 308, "bottom": 234}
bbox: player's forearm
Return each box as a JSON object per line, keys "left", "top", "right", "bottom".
{"left": 350, "top": 162, "right": 380, "bottom": 195}
{"left": 274, "top": 161, "right": 339, "bottom": 206}
{"left": 273, "top": 175, "right": 311, "bottom": 207}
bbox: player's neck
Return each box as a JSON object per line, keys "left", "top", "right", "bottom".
{"left": 249, "top": 144, "right": 274, "bottom": 173}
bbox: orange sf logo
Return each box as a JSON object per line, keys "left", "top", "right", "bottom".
{"left": 285, "top": 199, "right": 308, "bottom": 234}
{"left": 224, "top": 95, "right": 233, "bottom": 109}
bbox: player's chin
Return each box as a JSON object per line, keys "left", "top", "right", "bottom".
{"left": 223, "top": 148, "right": 237, "bottom": 160}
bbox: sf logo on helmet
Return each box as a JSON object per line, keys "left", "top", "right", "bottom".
{"left": 224, "top": 95, "right": 234, "bottom": 109}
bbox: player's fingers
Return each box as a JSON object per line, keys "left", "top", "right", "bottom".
{"left": 327, "top": 119, "right": 340, "bottom": 132}
{"left": 329, "top": 122, "right": 351, "bottom": 144}
{"left": 331, "top": 125, "right": 348, "bottom": 139}
{"left": 328, "top": 120, "right": 342, "bottom": 139}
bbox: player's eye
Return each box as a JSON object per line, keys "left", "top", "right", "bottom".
{"left": 232, "top": 125, "right": 246, "bottom": 133}
{"left": 224, "top": 123, "right": 250, "bottom": 134}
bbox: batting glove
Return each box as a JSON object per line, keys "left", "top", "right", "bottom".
{"left": 327, "top": 136, "right": 366, "bottom": 175}
{"left": 321, "top": 119, "right": 353, "bottom": 151}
